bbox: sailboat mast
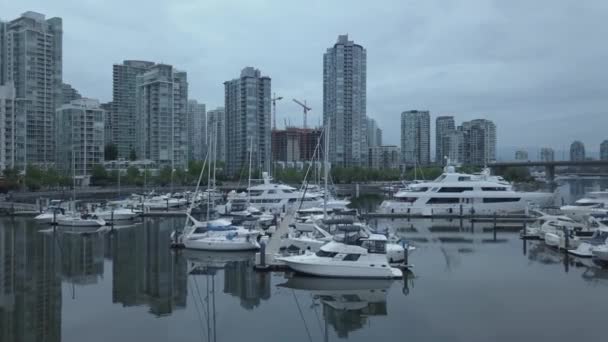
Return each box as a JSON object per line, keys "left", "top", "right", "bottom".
{"left": 323, "top": 122, "right": 330, "bottom": 218}
{"left": 248, "top": 136, "right": 253, "bottom": 206}
{"left": 212, "top": 120, "right": 218, "bottom": 188}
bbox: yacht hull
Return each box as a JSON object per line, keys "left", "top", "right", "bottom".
{"left": 184, "top": 238, "right": 260, "bottom": 251}
{"left": 279, "top": 255, "right": 402, "bottom": 279}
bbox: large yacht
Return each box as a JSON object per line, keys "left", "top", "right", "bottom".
{"left": 223, "top": 172, "right": 327, "bottom": 212}
{"left": 379, "top": 166, "right": 552, "bottom": 216}
{"left": 560, "top": 190, "right": 608, "bottom": 221}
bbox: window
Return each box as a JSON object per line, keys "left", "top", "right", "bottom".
{"left": 342, "top": 254, "right": 360, "bottom": 261}
{"left": 316, "top": 250, "right": 338, "bottom": 258}
{"left": 438, "top": 187, "right": 473, "bottom": 193}
{"left": 282, "top": 189, "right": 293, "bottom": 193}
{"left": 411, "top": 187, "right": 428, "bottom": 192}
{"left": 482, "top": 198, "right": 520, "bottom": 203}
{"left": 427, "top": 197, "right": 460, "bottom": 204}
{"left": 267, "top": 190, "right": 276, "bottom": 194}
{"left": 397, "top": 197, "right": 417, "bottom": 203}
{"left": 249, "top": 190, "right": 263, "bottom": 196}
{"left": 458, "top": 176, "right": 471, "bottom": 181}
{"left": 482, "top": 187, "right": 507, "bottom": 191}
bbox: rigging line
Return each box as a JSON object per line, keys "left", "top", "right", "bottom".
{"left": 192, "top": 273, "right": 210, "bottom": 333}
{"left": 291, "top": 290, "right": 314, "bottom": 342}
{"left": 188, "top": 276, "right": 207, "bottom": 342}
{"left": 310, "top": 294, "right": 323, "bottom": 333}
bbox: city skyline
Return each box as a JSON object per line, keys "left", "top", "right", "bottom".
{"left": 4, "top": 1, "right": 607, "bottom": 150}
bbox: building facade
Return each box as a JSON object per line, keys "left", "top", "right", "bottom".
{"left": 323, "top": 35, "right": 367, "bottom": 167}
{"left": 460, "top": 119, "right": 496, "bottom": 165}
{"left": 515, "top": 149, "right": 528, "bottom": 161}
{"left": 600, "top": 140, "right": 608, "bottom": 160}
{"left": 206, "top": 107, "right": 226, "bottom": 163}
{"left": 111, "top": 60, "right": 155, "bottom": 158}
{"left": 187, "top": 100, "right": 206, "bottom": 161}
{"left": 0, "top": 83, "right": 25, "bottom": 171}
{"left": 540, "top": 147, "right": 555, "bottom": 162}
{"left": 0, "top": 12, "right": 63, "bottom": 168}
{"left": 59, "top": 82, "right": 81, "bottom": 105}
{"left": 369, "top": 145, "right": 400, "bottom": 170}
{"left": 272, "top": 127, "right": 323, "bottom": 163}
{"left": 136, "top": 64, "right": 188, "bottom": 169}
{"left": 366, "top": 117, "right": 382, "bottom": 148}
{"left": 445, "top": 129, "right": 466, "bottom": 164}
{"left": 400, "top": 110, "right": 430, "bottom": 167}
{"left": 55, "top": 99, "right": 105, "bottom": 175}
{"left": 570, "top": 140, "right": 585, "bottom": 161}
{"left": 224, "top": 67, "right": 271, "bottom": 175}
{"left": 435, "top": 116, "right": 455, "bottom": 165}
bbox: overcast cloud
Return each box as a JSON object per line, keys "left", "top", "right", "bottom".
{"left": 4, "top": 0, "right": 608, "bottom": 154}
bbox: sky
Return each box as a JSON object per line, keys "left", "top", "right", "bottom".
{"left": 4, "top": 0, "right": 608, "bottom": 155}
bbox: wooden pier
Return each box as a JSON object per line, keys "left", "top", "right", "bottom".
{"left": 254, "top": 211, "right": 293, "bottom": 271}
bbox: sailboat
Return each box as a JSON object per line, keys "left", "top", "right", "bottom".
{"left": 57, "top": 143, "right": 105, "bottom": 227}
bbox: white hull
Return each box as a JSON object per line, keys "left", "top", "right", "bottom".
{"left": 56, "top": 217, "right": 106, "bottom": 227}
{"left": 279, "top": 255, "right": 402, "bottom": 279}
{"left": 34, "top": 213, "right": 66, "bottom": 224}
{"left": 95, "top": 209, "right": 139, "bottom": 221}
{"left": 184, "top": 237, "right": 260, "bottom": 251}
{"left": 380, "top": 200, "right": 534, "bottom": 216}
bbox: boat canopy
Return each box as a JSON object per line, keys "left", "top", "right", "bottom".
{"left": 322, "top": 218, "right": 355, "bottom": 225}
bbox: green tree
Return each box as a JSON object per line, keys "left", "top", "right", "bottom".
{"left": 24, "top": 164, "right": 44, "bottom": 191}
{"left": 90, "top": 164, "right": 109, "bottom": 186}
{"left": 104, "top": 143, "right": 119, "bottom": 161}
{"left": 43, "top": 168, "right": 61, "bottom": 188}
{"left": 502, "top": 167, "right": 532, "bottom": 183}
{"left": 157, "top": 166, "right": 173, "bottom": 186}
{"left": 126, "top": 166, "right": 141, "bottom": 185}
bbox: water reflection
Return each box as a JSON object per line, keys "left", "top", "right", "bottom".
{"left": 110, "top": 218, "right": 187, "bottom": 316}
{"left": 0, "top": 218, "right": 61, "bottom": 342}
{"left": 280, "top": 276, "right": 393, "bottom": 339}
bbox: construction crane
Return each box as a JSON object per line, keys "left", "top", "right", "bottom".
{"left": 292, "top": 98, "right": 311, "bottom": 129}
{"left": 271, "top": 93, "right": 283, "bottom": 130}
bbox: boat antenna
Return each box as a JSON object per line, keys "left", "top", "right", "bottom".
{"left": 323, "top": 121, "right": 330, "bottom": 218}
{"left": 248, "top": 136, "right": 253, "bottom": 206}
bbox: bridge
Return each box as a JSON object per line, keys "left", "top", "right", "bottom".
{"left": 487, "top": 160, "right": 608, "bottom": 182}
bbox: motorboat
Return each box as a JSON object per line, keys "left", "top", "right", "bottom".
{"left": 56, "top": 213, "right": 106, "bottom": 227}
{"left": 537, "top": 217, "right": 587, "bottom": 242}
{"left": 522, "top": 213, "right": 581, "bottom": 239}
{"left": 278, "top": 226, "right": 403, "bottom": 278}
{"left": 34, "top": 200, "right": 69, "bottom": 224}
{"left": 93, "top": 207, "right": 140, "bottom": 222}
{"left": 178, "top": 214, "right": 260, "bottom": 251}
{"left": 569, "top": 227, "right": 608, "bottom": 257}
{"left": 283, "top": 217, "right": 411, "bottom": 263}
{"left": 560, "top": 196, "right": 608, "bottom": 222}
{"left": 379, "top": 165, "right": 553, "bottom": 216}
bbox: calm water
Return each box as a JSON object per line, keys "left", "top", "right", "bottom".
{"left": 1, "top": 216, "right": 608, "bottom": 342}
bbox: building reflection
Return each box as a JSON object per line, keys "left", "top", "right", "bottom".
{"left": 223, "top": 260, "right": 271, "bottom": 310}
{"left": 0, "top": 219, "right": 61, "bottom": 342}
{"left": 280, "top": 277, "right": 392, "bottom": 339}
{"left": 58, "top": 229, "right": 105, "bottom": 285}
{"left": 111, "top": 218, "right": 187, "bottom": 316}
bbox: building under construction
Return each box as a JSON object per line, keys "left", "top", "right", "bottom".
{"left": 272, "top": 127, "right": 323, "bottom": 163}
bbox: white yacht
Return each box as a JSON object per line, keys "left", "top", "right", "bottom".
{"left": 278, "top": 226, "right": 403, "bottom": 278}
{"left": 223, "top": 172, "right": 324, "bottom": 212}
{"left": 560, "top": 191, "right": 608, "bottom": 221}
{"left": 569, "top": 226, "right": 608, "bottom": 258}
{"left": 178, "top": 215, "right": 260, "bottom": 251}
{"left": 92, "top": 207, "right": 140, "bottom": 222}
{"left": 56, "top": 213, "right": 106, "bottom": 227}
{"left": 379, "top": 166, "right": 552, "bottom": 216}
{"left": 34, "top": 200, "right": 69, "bottom": 224}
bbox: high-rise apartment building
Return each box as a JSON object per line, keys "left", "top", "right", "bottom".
{"left": 600, "top": 140, "right": 608, "bottom": 160}
{"left": 366, "top": 117, "right": 382, "bottom": 148}
{"left": 540, "top": 147, "right": 555, "bottom": 162}
{"left": 136, "top": 64, "right": 188, "bottom": 169}
{"left": 570, "top": 140, "right": 585, "bottom": 161}
{"left": 206, "top": 107, "right": 226, "bottom": 163}
{"left": 368, "top": 145, "right": 400, "bottom": 170}
{"left": 445, "top": 129, "right": 466, "bottom": 164}
{"left": 111, "top": 60, "right": 155, "bottom": 158}
{"left": 272, "top": 127, "right": 323, "bottom": 162}
{"left": 461, "top": 119, "right": 496, "bottom": 165}
{"left": 435, "top": 116, "right": 455, "bottom": 164}
{"left": 400, "top": 110, "right": 430, "bottom": 167}
{"left": 323, "top": 35, "right": 367, "bottom": 167}
{"left": 187, "top": 100, "right": 206, "bottom": 161}
{"left": 0, "top": 12, "right": 63, "bottom": 168}
{"left": 515, "top": 149, "right": 528, "bottom": 161}
{"left": 55, "top": 99, "right": 105, "bottom": 175}
{"left": 59, "top": 83, "right": 81, "bottom": 105}
{"left": 0, "top": 83, "right": 25, "bottom": 171}
{"left": 224, "top": 67, "right": 271, "bottom": 175}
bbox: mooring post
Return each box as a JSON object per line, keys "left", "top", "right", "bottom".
{"left": 260, "top": 241, "right": 266, "bottom": 267}
{"left": 563, "top": 226, "right": 569, "bottom": 250}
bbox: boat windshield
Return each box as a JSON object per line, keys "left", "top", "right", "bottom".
{"left": 361, "top": 239, "right": 387, "bottom": 254}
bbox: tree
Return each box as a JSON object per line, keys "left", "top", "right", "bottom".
{"left": 90, "top": 164, "right": 109, "bottom": 186}
{"left": 104, "top": 143, "right": 118, "bottom": 161}
{"left": 502, "top": 167, "right": 532, "bottom": 183}
{"left": 24, "top": 164, "right": 44, "bottom": 191}
{"left": 126, "top": 166, "right": 141, "bottom": 185}
{"left": 157, "top": 166, "right": 173, "bottom": 186}
{"left": 129, "top": 148, "right": 137, "bottom": 161}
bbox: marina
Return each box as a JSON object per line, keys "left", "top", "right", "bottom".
{"left": 1, "top": 215, "right": 608, "bottom": 342}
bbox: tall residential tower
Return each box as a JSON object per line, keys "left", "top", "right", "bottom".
{"left": 0, "top": 12, "right": 63, "bottom": 168}
{"left": 224, "top": 67, "right": 271, "bottom": 175}
{"left": 435, "top": 116, "right": 455, "bottom": 164}
{"left": 400, "top": 110, "right": 430, "bottom": 167}
{"left": 323, "top": 35, "right": 367, "bottom": 167}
